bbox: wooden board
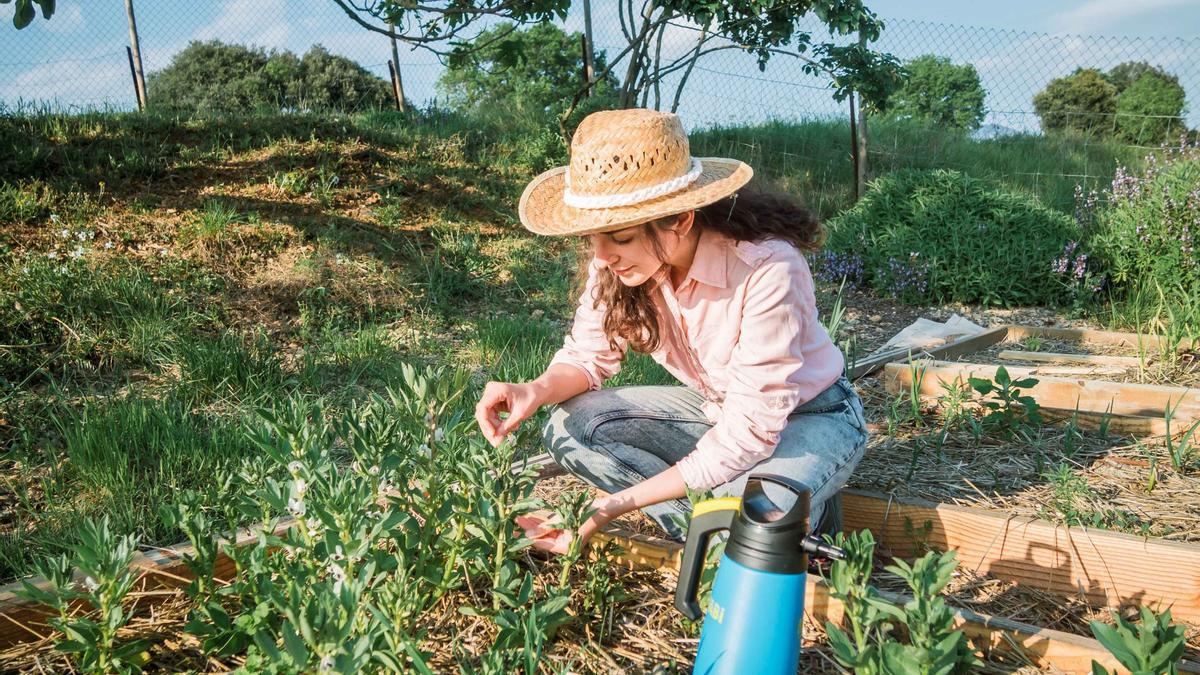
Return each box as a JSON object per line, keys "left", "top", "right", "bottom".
{"left": 596, "top": 526, "right": 1199, "bottom": 674}
{"left": 1005, "top": 325, "right": 1188, "bottom": 353}
{"left": 884, "top": 360, "right": 1200, "bottom": 421}
{"left": 998, "top": 350, "right": 1143, "bottom": 368}
{"left": 850, "top": 326, "right": 1009, "bottom": 380}
{"left": 841, "top": 489, "right": 1200, "bottom": 625}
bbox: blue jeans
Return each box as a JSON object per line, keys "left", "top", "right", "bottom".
{"left": 540, "top": 376, "right": 869, "bottom": 542}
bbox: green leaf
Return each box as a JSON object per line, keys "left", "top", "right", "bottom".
{"left": 995, "top": 365, "right": 1012, "bottom": 387}
{"left": 13, "top": 0, "right": 34, "bottom": 29}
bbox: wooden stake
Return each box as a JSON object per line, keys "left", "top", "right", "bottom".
{"left": 387, "top": 23, "right": 406, "bottom": 113}
{"left": 124, "top": 0, "right": 147, "bottom": 110}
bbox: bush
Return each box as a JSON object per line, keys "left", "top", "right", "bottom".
{"left": 886, "top": 55, "right": 986, "bottom": 131}
{"left": 1114, "top": 72, "right": 1188, "bottom": 145}
{"left": 148, "top": 40, "right": 391, "bottom": 113}
{"left": 1089, "top": 145, "right": 1200, "bottom": 298}
{"left": 822, "top": 169, "right": 1078, "bottom": 306}
{"left": 1033, "top": 68, "right": 1117, "bottom": 135}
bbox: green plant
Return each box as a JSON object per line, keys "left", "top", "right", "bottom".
{"left": 1034, "top": 68, "right": 1118, "bottom": 136}
{"left": 824, "top": 530, "right": 978, "bottom": 674}
{"left": 1021, "top": 336, "right": 1046, "bottom": 352}
{"left": 272, "top": 169, "right": 309, "bottom": 196}
{"left": 885, "top": 55, "right": 986, "bottom": 131}
{"left": 1163, "top": 397, "right": 1200, "bottom": 473}
{"left": 968, "top": 366, "right": 1043, "bottom": 436}
{"left": 1114, "top": 72, "right": 1188, "bottom": 145}
{"left": 1090, "top": 607, "right": 1186, "bottom": 675}
{"left": 18, "top": 518, "right": 151, "bottom": 673}
{"left": 824, "top": 169, "right": 1079, "bottom": 306}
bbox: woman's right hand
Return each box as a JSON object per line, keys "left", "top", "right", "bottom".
{"left": 474, "top": 381, "right": 543, "bottom": 448}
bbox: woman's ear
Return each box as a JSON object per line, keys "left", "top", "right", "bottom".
{"left": 669, "top": 210, "right": 696, "bottom": 237}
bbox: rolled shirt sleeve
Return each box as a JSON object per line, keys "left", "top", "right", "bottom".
{"left": 548, "top": 260, "right": 629, "bottom": 391}
{"left": 675, "top": 255, "right": 809, "bottom": 491}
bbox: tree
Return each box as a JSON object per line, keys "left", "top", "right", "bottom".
{"left": 3, "top": 0, "right": 54, "bottom": 29}
{"left": 1033, "top": 68, "right": 1117, "bottom": 135}
{"left": 438, "top": 22, "right": 617, "bottom": 118}
{"left": 334, "top": 1, "right": 902, "bottom": 137}
{"left": 1105, "top": 61, "right": 1173, "bottom": 94}
{"left": 886, "top": 55, "right": 986, "bottom": 130}
{"left": 148, "top": 40, "right": 392, "bottom": 113}
{"left": 1114, "top": 71, "right": 1188, "bottom": 145}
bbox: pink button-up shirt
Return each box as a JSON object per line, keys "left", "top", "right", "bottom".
{"left": 549, "top": 228, "right": 845, "bottom": 491}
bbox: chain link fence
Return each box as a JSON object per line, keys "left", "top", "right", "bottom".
{"left": 2, "top": 2, "right": 1197, "bottom": 206}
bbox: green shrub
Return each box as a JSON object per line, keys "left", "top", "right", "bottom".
{"left": 148, "top": 40, "right": 391, "bottom": 113}
{"left": 1089, "top": 146, "right": 1200, "bottom": 298}
{"left": 1033, "top": 68, "right": 1117, "bottom": 135}
{"left": 886, "top": 55, "right": 986, "bottom": 131}
{"left": 1114, "top": 72, "right": 1188, "bottom": 145}
{"left": 822, "top": 169, "right": 1078, "bottom": 306}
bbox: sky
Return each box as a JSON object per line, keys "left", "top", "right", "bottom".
{"left": 1, "top": 1, "right": 1197, "bottom": 131}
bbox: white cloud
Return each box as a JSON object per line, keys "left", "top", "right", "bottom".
{"left": 193, "top": 0, "right": 291, "bottom": 48}
{"left": 45, "top": 5, "right": 85, "bottom": 35}
{"left": 1050, "top": 0, "right": 1196, "bottom": 34}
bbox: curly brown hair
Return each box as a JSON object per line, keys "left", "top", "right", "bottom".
{"left": 583, "top": 189, "right": 823, "bottom": 353}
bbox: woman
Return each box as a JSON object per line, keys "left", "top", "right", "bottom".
{"left": 474, "top": 108, "right": 868, "bottom": 553}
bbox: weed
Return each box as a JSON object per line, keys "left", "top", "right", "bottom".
{"left": 1090, "top": 607, "right": 1186, "bottom": 675}
{"left": 1163, "top": 397, "right": 1200, "bottom": 473}
{"left": 968, "top": 365, "right": 1043, "bottom": 437}
{"left": 1021, "top": 335, "right": 1046, "bottom": 352}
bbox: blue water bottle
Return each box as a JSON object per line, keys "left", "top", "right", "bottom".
{"left": 674, "top": 474, "right": 846, "bottom": 675}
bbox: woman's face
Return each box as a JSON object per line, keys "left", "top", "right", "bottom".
{"left": 588, "top": 218, "right": 679, "bottom": 287}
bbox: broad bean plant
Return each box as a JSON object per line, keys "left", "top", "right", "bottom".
{"left": 22, "top": 363, "right": 604, "bottom": 673}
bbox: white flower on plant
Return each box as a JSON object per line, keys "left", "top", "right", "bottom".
{"left": 83, "top": 576, "right": 99, "bottom": 591}
{"left": 320, "top": 655, "right": 336, "bottom": 671}
{"left": 293, "top": 478, "right": 307, "bottom": 495}
{"left": 75, "top": 231, "right": 86, "bottom": 241}
{"left": 368, "top": 465, "right": 380, "bottom": 476}
{"left": 331, "top": 545, "right": 346, "bottom": 561}
{"left": 46, "top": 251, "right": 58, "bottom": 259}
{"left": 71, "top": 246, "right": 84, "bottom": 258}
{"left": 350, "top": 460, "right": 361, "bottom": 473}
{"left": 378, "top": 478, "right": 392, "bottom": 493}
{"left": 58, "top": 228, "right": 69, "bottom": 239}
{"left": 434, "top": 427, "right": 445, "bottom": 443}
{"left": 306, "top": 516, "right": 322, "bottom": 538}
{"left": 423, "top": 412, "right": 433, "bottom": 425}
{"left": 287, "top": 497, "right": 306, "bottom": 517}
{"left": 328, "top": 562, "right": 346, "bottom": 582}
{"left": 287, "top": 461, "right": 303, "bottom": 474}
{"left": 103, "top": 241, "right": 114, "bottom": 249}
{"left": 159, "top": 248, "right": 168, "bottom": 257}
{"left": 49, "top": 214, "right": 60, "bottom": 224}
{"left": 417, "top": 444, "right": 431, "bottom": 459}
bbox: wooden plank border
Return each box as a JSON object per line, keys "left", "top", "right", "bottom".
{"left": 1004, "top": 325, "right": 1189, "bottom": 353}
{"left": 841, "top": 489, "right": 1200, "bottom": 624}
{"left": 883, "top": 359, "right": 1200, "bottom": 422}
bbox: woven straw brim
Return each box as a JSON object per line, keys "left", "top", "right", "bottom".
{"left": 518, "top": 157, "right": 753, "bottom": 236}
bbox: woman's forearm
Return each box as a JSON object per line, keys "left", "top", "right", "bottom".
{"left": 529, "top": 363, "right": 592, "bottom": 407}
{"left": 594, "top": 466, "right": 688, "bottom": 521}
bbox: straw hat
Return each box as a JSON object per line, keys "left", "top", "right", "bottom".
{"left": 518, "top": 108, "right": 753, "bottom": 236}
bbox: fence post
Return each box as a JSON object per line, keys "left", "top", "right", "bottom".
{"left": 581, "top": 0, "right": 595, "bottom": 86}
{"left": 124, "top": 0, "right": 147, "bottom": 110}
{"left": 125, "top": 47, "right": 143, "bottom": 112}
{"left": 580, "top": 35, "right": 591, "bottom": 98}
{"left": 388, "top": 23, "right": 406, "bottom": 113}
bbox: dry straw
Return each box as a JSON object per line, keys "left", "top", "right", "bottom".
{"left": 518, "top": 108, "right": 753, "bottom": 237}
